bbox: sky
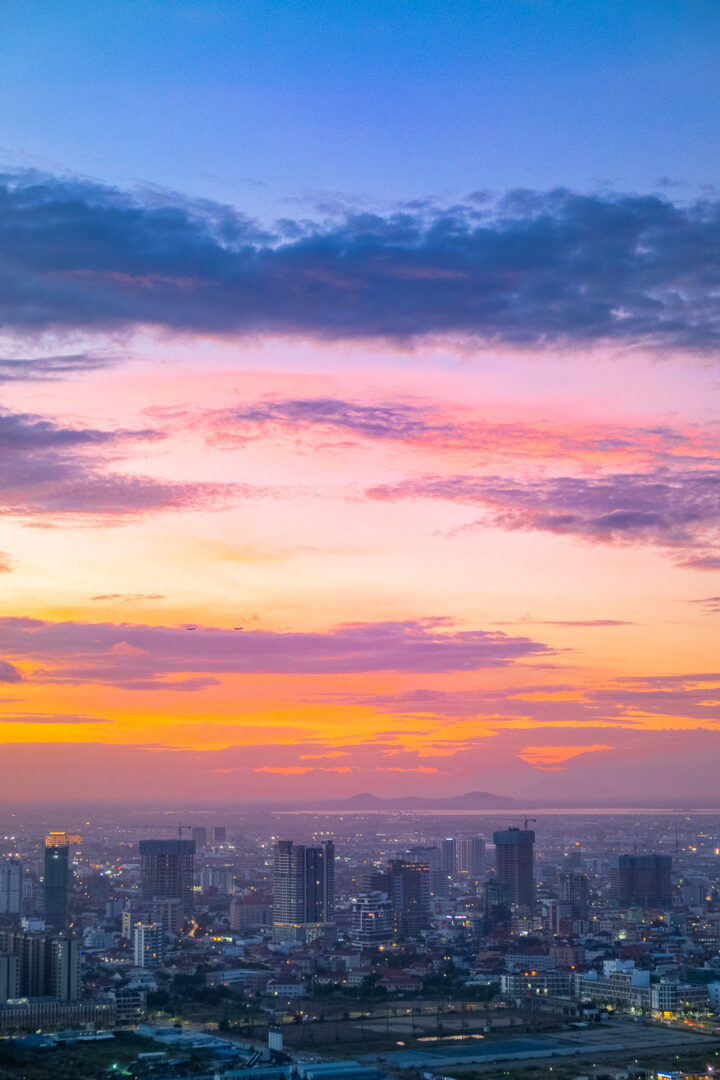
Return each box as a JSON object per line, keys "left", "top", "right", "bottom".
{"left": 0, "top": 0, "right": 719, "bottom": 803}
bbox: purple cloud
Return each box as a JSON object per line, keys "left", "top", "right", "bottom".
{"left": 688, "top": 596, "right": 720, "bottom": 613}
{"left": 208, "top": 397, "right": 458, "bottom": 444}
{"left": 0, "top": 352, "right": 111, "bottom": 381}
{"left": 336, "top": 669, "right": 720, "bottom": 727}
{"left": 368, "top": 468, "right": 720, "bottom": 552}
{"left": 679, "top": 554, "right": 720, "bottom": 570}
{"left": 4, "top": 172, "right": 720, "bottom": 350}
{"left": 202, "top": 396, "right": 720, "bottom": 471}
{"left": 0, "top": 616, "right": 551, "bottom": 686}
{"left": 0, "top": 407, "right": 250, "bottom": 520}
{"left": 0, "top": 660, "right": 22, "bottom": 683}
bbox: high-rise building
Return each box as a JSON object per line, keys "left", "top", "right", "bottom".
{"left": 610, "top": 854, "right": 672, "bottom": 906}
{"left": 388, "top": 859, "right": 431, "bottom": 936}
{"left": 405, "top": 845, "right": 446, "bottom": 897}
{"left": 139, "top": 839, "right": 195, "bottom": 914}
{"left": 559, "top": 870, "right": 589, "bottom": 918}
{"left": 493, "top": 828, "right": 536, "bottom": 909}
{"left": 199, "top": 866, "right": 234, "bottom": 894}
{"left": 441, "top": 838, "right": 457, "bottom": 877}
{"left": 0, "top": 930, "right": 79, "bottom": 1000}
{"left": 0, "top": 858, "right": 21, "bottom": 915}
{"left": 212, "top": 826, "right": 226, "bottom": 844}
{"left": 0, "top": 953, "right": 19, "bottom": 1004}
{"left": 191, "top": 827, "right": 207, "bottom": 847}
{"left": 133, "top": 922, "right": 165, "bottom": 968}
{"left": 49, "top": 935, "right": 80, "bottom": 1000}
{"left": 44, "top": 846, "right": 70, "bottom": 928}
{"left": 484, "top": 879, "right": 512, "bottom": 929}
{"left": 272, "top": 839, "right": 335, "bottom": 942}
{"left": 456, "top": 837, "right": 485, "bottom": 877}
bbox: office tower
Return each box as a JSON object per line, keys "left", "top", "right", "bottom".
{"left": 133, "top": 922, "right": 165, "bottom": 968}
{"left": 44, "top": 845, "right": 70, "bottom": 928}
{"left": 387, "top": 859, "right": 431, "bottom": 936}
{"left": 272, "top": 839, "right": 335, "bottom": 942}
{"left": 610, "top": 854, "right": 672, "bottom": 906}
{"left": 559, "top": 870, "right": 589, "bottom": 918}
{"left": 191, "top": 827, "right": 207, "bottom": 847}
{"left": 456, "top": 837, "right": 485, "bottom": 877}
{"left": 49, "top": 936, "right": 80, "bottom": 1000}
{"left": 352, "top": 891, "right": 394, "bottom": 946}
{"left": 0, "top": 952, "right": 19, "bottom": 1003}
{"left": 139, "top": 839, "right": 195, "bottom": 914}
{"left": 441, "top": 837, "right": 457, "bottom": 877}
{"left": 0, "top": 858, "right": 21, "bottom": 915}
{"left": 212, "top": 826, "right": 226, "bottom": 844}
{"left": 493, "top": 828, "right": 536, "bottom": 909}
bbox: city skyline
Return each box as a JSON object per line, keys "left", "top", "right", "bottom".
{"left": 0, "top": 1, "right": 719, "bottom": 803}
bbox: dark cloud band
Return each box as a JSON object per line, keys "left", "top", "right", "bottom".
{"left": 3, "top": 171, "right": 720, "bottom": 349}
{"left": 0, "top": 615, "right": 550, "bottom": 685}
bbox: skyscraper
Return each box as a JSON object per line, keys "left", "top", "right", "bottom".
{"left": 456, "top": 837, "right": 485, "bottom": 877}
{"left": 272, "top": 839, "right": 335, "bottom": 942}
{"left": 139, "top": 839, "right": 195, "bottom": 914}
{"left": 610, "top": 854, "right": 672, "bottom": 906}
{"left": 404, "top": 845, "right": 446, "bottom": 897}
{"left": 48, "top": 935, "right": 80, "bottom": 1000}
{"left": 388, "top": 859, "right": 431, "bottom": 936}
{"left": 441, "top": 837, "right": 457, "bottom": 877}
{"left": 559, "top": 870, "right": 589, "bottom": 918}
{"left": 191, "top": 827, "right": 207, "bottom": 847}
{"left": 212, "top": 826, "right": 226, "bottom": 844}
{"left": 0, "top": 858, "right": 21, "bottom": 915}
{"left": 44, "top": 846, "right": 70, "bottom": 928}
{"left": 493, "top": 828, "right": 535, "bottom": 909}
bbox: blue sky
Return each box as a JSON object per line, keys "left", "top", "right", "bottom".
{"left": 2, "top": 0, "right": 719, "bottom": 217}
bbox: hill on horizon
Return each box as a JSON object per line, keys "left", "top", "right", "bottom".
{"left": 302, "top": 790, "right": 518, "bottom": 810}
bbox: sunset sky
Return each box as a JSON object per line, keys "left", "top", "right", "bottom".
{"left": 1, "top": 0, "right": 719, "bottom": 803}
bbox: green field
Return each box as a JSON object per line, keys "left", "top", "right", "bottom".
{"left": 0, "top": 1032, "right": 181, "bottom": 1080}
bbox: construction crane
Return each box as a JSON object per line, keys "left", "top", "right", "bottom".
{"left": 512, "top": 816, "right": 537, "bottom": 830}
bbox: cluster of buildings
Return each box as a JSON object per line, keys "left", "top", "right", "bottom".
{"left": 0, "top": 813, "right": 719, "bottom": 1041}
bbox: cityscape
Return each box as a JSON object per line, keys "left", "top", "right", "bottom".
{"left": 2, "top": 805, "right": 720, "bottom": 1078}
{"left": 2, "top": 1, "right": 720, "bottom": 1078}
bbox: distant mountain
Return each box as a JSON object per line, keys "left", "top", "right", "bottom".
{"left": 304, "top": 790, "right": 517, "bottom": 810}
